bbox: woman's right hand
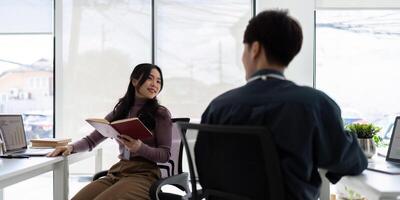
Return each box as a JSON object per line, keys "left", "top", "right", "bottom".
{"left": 47, "top": 145, "right": 73, "bottom": 157}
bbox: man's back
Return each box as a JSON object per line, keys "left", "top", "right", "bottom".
{"left": 200, "top": 69, "right": 368, "bottom": 199}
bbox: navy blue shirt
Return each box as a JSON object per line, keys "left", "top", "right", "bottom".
{"left": 200, "top": 69, "right": 367, "bottom": 199}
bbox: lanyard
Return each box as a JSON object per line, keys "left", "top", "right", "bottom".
{"left": 246, "top": 74, "right": 285, "bottom": 84}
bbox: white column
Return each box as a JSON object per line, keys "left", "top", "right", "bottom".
{"left": 256, "top": 0, "right": 315, "bottom": 87}
{"left": 55, "top": 0, "right": 64, "bottom": 137}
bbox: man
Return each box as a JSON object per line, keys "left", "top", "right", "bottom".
{"left": 198, "top": 10, "right": 367, "bottom": 199}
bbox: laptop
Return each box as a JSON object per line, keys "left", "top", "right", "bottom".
{"left": 0, "top": 114, "right": 54, "bottom": 157}
{"left": 367, "top": 116, "right": 400, "bottom": 174}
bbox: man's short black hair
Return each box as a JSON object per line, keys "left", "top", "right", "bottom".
{"left": 243, "top": 9, "right": 303, "bottom": 67}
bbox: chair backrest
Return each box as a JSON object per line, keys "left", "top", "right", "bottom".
{"left": 158, "top": 117, "right": 190, "bottom": 178}
{"left": 177, "top": 122, "right": 285, "bottom": 200}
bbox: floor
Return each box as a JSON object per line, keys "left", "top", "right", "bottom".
{"left": 3, "top": 173, "right": 90, "bottom": 200}
{"left": 4, "top": 172, "right": 338, "bottom": 200}
{"left": 3, "top": 172, "right": 185, "bottom": 200}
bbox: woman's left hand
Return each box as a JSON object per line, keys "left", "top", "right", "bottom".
{"left": 117, "top": 135, "right": 142, "bottom": 153}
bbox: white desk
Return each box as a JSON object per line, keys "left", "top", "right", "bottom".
{"left": 335, "top": 157, "right": 400, "bottom": 200}
{"left": 0, "top": 148, "right": 102, "bottom": 200}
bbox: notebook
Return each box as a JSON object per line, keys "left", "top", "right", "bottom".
{"left": 0, "top": 114, "right": 54, "bottom": 157}
{"left": 367, "top": 116, "right": 400, "bottom": 174}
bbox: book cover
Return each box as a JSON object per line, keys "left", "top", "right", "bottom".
{"left": 86, "top": 117, "right": 153, "bottom": 140}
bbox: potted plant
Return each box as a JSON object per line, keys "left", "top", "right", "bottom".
{"left": 346, "top": 123, "right": 381, "bottom": 158}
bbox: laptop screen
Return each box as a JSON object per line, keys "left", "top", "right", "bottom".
{"left": 0, "top": 115, "right": 28, "bottom": 152}
{"left": 387, "top": 116, "right": 400, "bottom": 161}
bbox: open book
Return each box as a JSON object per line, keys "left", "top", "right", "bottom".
{"left": 86, "top": 117, "right": 153, "bottom": 140}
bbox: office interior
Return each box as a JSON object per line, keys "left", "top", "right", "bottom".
{"left": 0, "top": 0, "right": 399, "bottom": 199}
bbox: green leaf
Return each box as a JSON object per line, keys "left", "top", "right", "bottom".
{"left": 345, "top": 123, "right": 381, "bottom": 138}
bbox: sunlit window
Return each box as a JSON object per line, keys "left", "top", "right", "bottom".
{"left": 156, "top": 0, "right": 252, "bottom": 120}
{"left": 0, "top": 0, "right": 54, "bottom": 140}
{"left": 316, "top": 10, "right": 400, "bottom": 139}
{"left": 60, "top": 0, "right": 152, "bottom": 172}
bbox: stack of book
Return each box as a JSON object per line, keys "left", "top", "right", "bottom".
{"left": 30, "top": 138, "right": 72, "bottom": 148}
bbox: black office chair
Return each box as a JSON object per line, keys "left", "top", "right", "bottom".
{"left": 149, "top": 119, "right": 191, "bottom": 200}
{"left": 92, "top": 118, "right": 191, "bottom": 198}
{"left": 151, "top": 122, "right": 285, "bottom": 200}
{"left": 158, "top": 118, "right": 190, "bottom": 178}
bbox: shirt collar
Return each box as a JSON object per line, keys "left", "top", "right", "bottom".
{"left": 246, "top": 69, "right": 286, "bottom": 84}
{"left": 249, "top": 69, "right": 285, "bottom": 79}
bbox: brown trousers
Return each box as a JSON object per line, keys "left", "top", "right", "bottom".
{"left": 72, "top": 158, "right": 161, "bottom": 200}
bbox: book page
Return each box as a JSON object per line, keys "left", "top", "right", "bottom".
{"left": 111, "top": 117, "right": 139, "bottom": 124}
{"left": 30, "top": 138, "right": 72, "bottom": 143}
{"left": 86, "top": 118, "right": 110, "bottom": 124}
{"left": 86, "top": 119, "right": 119, "bottom": 138}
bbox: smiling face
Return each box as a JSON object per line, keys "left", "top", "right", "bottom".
{"left": 133, "top": 68, "right": 162, "bottom": 100}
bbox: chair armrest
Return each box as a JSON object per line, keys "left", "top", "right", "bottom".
{"left": 92, "top": 170, "right": 108, "bottom": 181}
{"left": 149, "top": 172, "right": 190, "bottom": 200}
{"left": 158, "top": 163, "right": 171, "bottom": 177}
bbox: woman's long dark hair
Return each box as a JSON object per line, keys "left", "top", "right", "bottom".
{"left": 110, "top": 63, "right": 164, "bottom": 130}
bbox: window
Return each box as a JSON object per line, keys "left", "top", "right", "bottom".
{"left": 59, "top": 0, "right": 152, "bottom": 170}
{"left": 0, "top": 0, "right": 54, "bottom": 139}
{"left": 59, "top": 0, "right": 253, "bottom": 174}
{"left": 156, "top": 0, "right": 252, "bottom": 120}
{"left": 316, "top": 10, "right": 400, "bottom": 139}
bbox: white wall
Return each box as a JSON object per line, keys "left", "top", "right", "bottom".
{"left": 55, "top": 0, "right": 63, "bottom": 140}
{"left": 257, "top": 0, "right": 315, "bottom": 87}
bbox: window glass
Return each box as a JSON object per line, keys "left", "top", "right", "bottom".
{"left": 316, "top": 10, "right": 400, "bottom": 139}
{"left": 0, "top": 0, "right": 53, "bottom": 33}
{"left": 60, "top": 0, "right": 152, "bottom": 170}
{"left": 0, "top": 0, "right": 54, "bottom": 140}
{"left": 156, "top": 0, "right": 252, "bottom": 121}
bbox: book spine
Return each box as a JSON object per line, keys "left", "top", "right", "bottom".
{"left": 31, "top": 142, "right": 69, "bottom": 148}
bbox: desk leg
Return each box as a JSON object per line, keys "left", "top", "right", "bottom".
{"left": 319, "top": 169, "right": 330, "bottom": 200}
{"left": 95, "top": 148, "right": 102, "bottom": 173}
{"left": 0, "top": 189, "right": 3, "bottom": 200}
{"left": 54, "top": 158, "right": 68, "bottom": 200}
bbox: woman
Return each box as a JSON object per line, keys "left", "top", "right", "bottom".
{"left": 48, "top": 63, "right": 172, "bottom": 200}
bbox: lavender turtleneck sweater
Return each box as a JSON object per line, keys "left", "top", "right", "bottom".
{"left": 71, "top": 98, "right": 172, "bottom": 163}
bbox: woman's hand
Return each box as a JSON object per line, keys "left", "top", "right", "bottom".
{"left": 117, "top": 135, "right": 142, "bottom": 153}
{"left": 47, "top": 145, "right": 73, "bottom": 157}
